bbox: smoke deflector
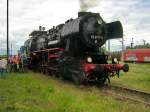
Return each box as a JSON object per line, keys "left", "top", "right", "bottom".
{"left": 106, "top": 21, "right": 123, "bottom": 39}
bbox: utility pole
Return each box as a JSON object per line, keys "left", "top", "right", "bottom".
{"left": 11, "top": 42, "right": 12, "bottom": 56}
{"left": 108, "top": 40, "right": 110, "bottom": 52}
{"left": 121, "top": 37, "right": 124, "bottom": 51}
{"left": 131, "top": 37, "right": 134, "bottom": 48}
{"left": 120, "top": 37, "right": 125, "bottom": 62}
{"left": 7, "top": 0, "right": 9, "bottom": 62}
{"left": 143, "top": 39, "right": 146, "bottom": 46}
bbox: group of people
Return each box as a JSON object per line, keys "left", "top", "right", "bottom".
{"left": 8, "top": 55, "right": 20, "bottom": 72}
{"left": 8, "top": 55, "right": 27, "bottom": 72}
{"left": 0, "top": 55, "right": 27, "bottom": 78}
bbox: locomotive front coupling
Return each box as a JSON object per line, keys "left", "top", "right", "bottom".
{"left": 82, "top": 62, "right": 129, "bottom": 83}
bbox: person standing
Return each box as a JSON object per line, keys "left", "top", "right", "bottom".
{"left": 16, "top": 55, "right": 20, "bottom": 72}
{"left": 11, "top": 56, "right": 15, "bottom": 72}
{"left": 20, "top": 55, "right": 26, "bottom": 72}
{"left": 13, "top": 55, "right": 19, "bottom": 72}
{"left": 0, "top": 58, "right": 7, "bottom": 77}
{"left": 8, "top": 56, "right": 13, "bottom": 72}
{"left": 0, "top": 59, "right": 2, "bottom": 78}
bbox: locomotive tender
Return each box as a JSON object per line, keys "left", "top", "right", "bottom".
{"left": 22, "top": 12, "right": 129, "bottom": 84}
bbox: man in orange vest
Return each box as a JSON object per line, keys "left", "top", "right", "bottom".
{"left": 11, "top": 55, "right": 19, "bottom": 72}
{"left": 15, "top": 55, "right": 19, "bottom": 72}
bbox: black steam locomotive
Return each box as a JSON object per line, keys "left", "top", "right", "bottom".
{"left": 21, "top": 12, "right": 129, "bottom": 84}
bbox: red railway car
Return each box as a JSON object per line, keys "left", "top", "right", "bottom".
{"left": 122, "top": 49, "right": 150, "bottom": 63}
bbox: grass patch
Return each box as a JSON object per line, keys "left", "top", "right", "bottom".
{"left": 111, "top": 63, "right": 150, "bottom": 92}
{"left": 0, "top": 72, "right": 150, "bottom": 112}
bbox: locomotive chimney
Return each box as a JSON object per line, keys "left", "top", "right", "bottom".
{"left": 78, "top": 12, "right": 89, "bottom": 17}
{"left": 78, "top": 12, "right": 99, "bottom": 17}
{"left": 39, "top": 26, "right": 42, "bottom": 31}
{"left": 42, "top": 27, "right": 45, "bottom": 31}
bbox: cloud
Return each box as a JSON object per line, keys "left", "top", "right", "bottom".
{"left": 90, "top": 0, "right": 150, "bottom": 49}
{"left": 0, "top": 0, "right": 79, "bottom": 54}
{"left": 0, "top": 0, "right": 150, "bottom": 54}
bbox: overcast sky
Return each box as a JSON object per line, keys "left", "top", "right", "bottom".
{"left": 0, "top": 0, "right": 150, "bottom": 54}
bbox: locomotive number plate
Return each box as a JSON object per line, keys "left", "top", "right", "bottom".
{"left": 91, "top": 35, "right": 102, "bottom": 40}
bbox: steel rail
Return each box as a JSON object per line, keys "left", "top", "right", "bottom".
{"left": 101, "top": 84, "right": 150, "bottom": 106}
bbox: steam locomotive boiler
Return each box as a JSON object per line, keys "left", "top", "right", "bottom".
{"left": 22, "top": 12, "right": 129, "bottom": 84}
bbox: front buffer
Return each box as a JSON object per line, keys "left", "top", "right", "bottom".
{"left": 82, "top": 62, "right": 129, "bottom": 84}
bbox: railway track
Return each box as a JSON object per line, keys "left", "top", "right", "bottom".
{"left": 45, "top": 74, "right": 150, "bottom": 106}
{"left": 101, "top": 84, "right": 150, "bottom": 106}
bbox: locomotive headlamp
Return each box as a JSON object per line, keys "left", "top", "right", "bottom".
{"left": 87, "top": 57, "right": 92, "bottom": 63}
{"left": 113, "top": 58, "right": 118, "bottom": 63}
